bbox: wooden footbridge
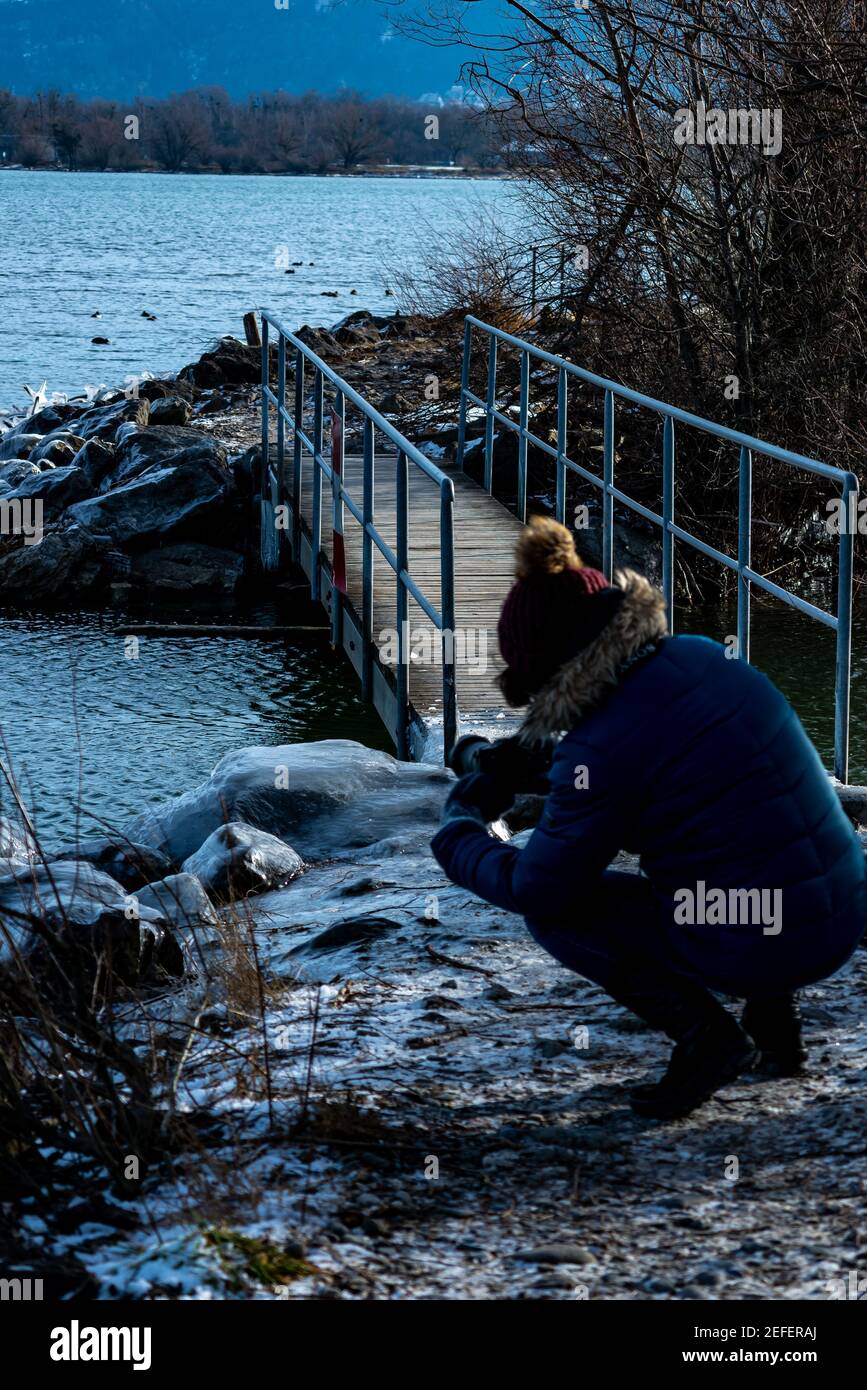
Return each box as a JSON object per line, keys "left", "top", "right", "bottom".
{"left": 258, "top": 309, "right": 857, "bottom": 778}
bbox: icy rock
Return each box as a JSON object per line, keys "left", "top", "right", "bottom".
{"left": 0, "top": 459, "right": 42, "bottom": 487}
{"left": 47, "top": 837, "right": 174, "bottom": 890}
{"left": 137, "top": 873, "right": 220, "bottom": 937}
{"left": 126, "top": 740, "right": 452, "bottom": 864}
{"left": 288, "top": 914, "right": 400, "bottom": 958}
{"left": 180, "top": 822, "right": 304, "bottom": 902}
{"left": 0, "top": 432, "right": 41, "bottom": 460}
{"left": 0, "top": 860, "right": 182, "bottom": 984}
{"left": 0, "top": 813, "right": 38, "bottom": 867}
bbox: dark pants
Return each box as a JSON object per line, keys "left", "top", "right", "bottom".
{"left": 525, "top": 869, "right": 859, "bottom": 1003}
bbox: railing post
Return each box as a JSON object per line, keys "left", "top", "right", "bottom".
{"left": 395, "top": 449, "right": 409, "bottom": 759}
{"left": 556, "top": 365, "right": 567, "bottom": 524}
{"left": 518, "top": 349, "right": 529, "bottom": 523}
{"left": 361, "top": 416, "right": 375, "bottom": 702}
{"left": 456, "top": 318, "right": 472, "bottom": 471}
{"left": 662, "top": 414, "right": 675, "bottom": 629}
{"left": 737, "top": 445, "right": 752, "bottom": 664}
{"left": 484, "top": 333, "right": 497, "bottom": 493}
{"left": 310, "top": 368, "right": 324, "bottom": 600}
{"left": 292, "top": 347, "right": 305, "bottom": 563}
{"left": 440, "top": 477, "right": 459, "bottom": 763}
{"left": 259, "top": 316, "right": 270, "bottom": 569}
{"left": 330, "top": 391, "right": 346, "bottom": 648}
{"left": 834, "top": 473, "right": 857, "bottom": 783}
{"left": 602, "top": 389, "right": 614, "bottom": 580}
{"left": 275, "top": 333, "right": 286, "bottom": 569}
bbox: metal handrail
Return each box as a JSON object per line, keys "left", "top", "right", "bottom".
{"left": 457, "top": 315, "right": 858, "bottom": 781}
{"left": 259, "top": 308, "right": 458, "bottom": 760}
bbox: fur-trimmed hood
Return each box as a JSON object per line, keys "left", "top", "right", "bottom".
{"left": 519, "top": 569, "right": 669, "bottom": 742}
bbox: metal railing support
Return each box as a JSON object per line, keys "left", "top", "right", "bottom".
{"left": 602, "top": 389, "right": 614, "bottom": 580}
{"left": 662, "top": 414, "right": 675, "bottom": 629}
{"left": 330, "top": 390, "right": 346, "bottom": 649}
{"left": 361, "top": 416, "right": 375, "bottom": 702}
{"left": 440, "top": 477, "right": 459, "bottom": 761}
{"left": 555, "top": 366, "right": 567, "bottom": 524}
{"left": 292, "top": 348, "right": 305, "bottom": 562}
{"left": 484, "top": 334, "right": 497, "bottom": 494}
{"left": 518, "top": 349, "right": 530, "bottom": 523}
{"left": 835, "top": 474, "right": 857, "bottom": 783}
{"left": 395, "top": 449, "right": 410, "bottom": 760}
{"left": 310, "top": 367, "right": 324, "bottom": 600}
{"left": 456, "top": 318, "right": 472, "bottom": 471}
{"left": 275, "top": 334, "right": 286, "bottom": 568}
{"left": 737, "top": 445, "right": 752, "bottom": 663}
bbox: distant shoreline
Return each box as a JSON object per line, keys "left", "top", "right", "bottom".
{"left": 0, "top": 165, "right": 516, "bottom": 180}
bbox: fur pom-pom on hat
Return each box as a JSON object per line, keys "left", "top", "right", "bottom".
{"left": 514, "top": 516, "right": 582, "bottom": 579}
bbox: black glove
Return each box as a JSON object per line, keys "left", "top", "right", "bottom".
{"left": 441, "top": 773, "right": 514, "bottom": 826}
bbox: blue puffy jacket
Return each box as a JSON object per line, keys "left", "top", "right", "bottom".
{"left": 432, "top": 571, "right": 866, "bottom": 993}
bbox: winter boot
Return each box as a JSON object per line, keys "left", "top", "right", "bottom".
{"left": 604, "top": 960, "right": 759, "bottom": 1120}
{"left": 741, "top": 994, "right": 807, "bottom": 1077}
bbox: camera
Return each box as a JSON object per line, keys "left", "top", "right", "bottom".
{"left": 447, "top": 734, "right": 553, "bottom": 797}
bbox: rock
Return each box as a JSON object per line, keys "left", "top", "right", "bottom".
{"left": 71, "top": 437, "right": 117, "bottom": 491}
{"left": 514, "top": 1244, "right": 593, "bottom": 1266}
{"left": 2, "top": 403, "right": 78, "bottom": 439}
{"left": 130, "top": 543, "right": 244, "bottom": 594}
{"left": 67, "top": 458, "right": 232, "bottom": 550}
{"left": 0, "top": 459, "right": 42, "bottom": 487}
{"left": 3, "top": 465, "right": 91, "bottom": 516}
{"left": 831, "top": 780, "right": 867, "bottom": 824}
{"left": 289, "top": 915, "right": 400, "bottom": 958}
{"left": 483, "top": 983, "right": 514, "bottom": 1002}
{"left": 29, "top": 434, "right": 85, "bottom": 466}
{"left": 0, "top": 814, "right": 38, "bottom": 872}
{"left": 137, "top": 378, "right": 194, "bottom": 403}
{"left": 379, "top": 390, "right": 412, "bottom": 414}
{"left": 72, "top": 397, "right": 150, "bottom": 443}
{"left": 91, "top": 336, "right": 110, "bottom": 345}
{"left": 0, "top": 432, "right": 41, "bottom": 460}
{"left": 126, "top": 740, "right": 452, "bottom": 866}
{"left": 194, "top": 393, "right": 231, "bottom": 415}
{"left": 148, "top": 396, "right": 192, "bottom": 427}
{"left": 0, "top": 860, "right": 183, "bottom": 987}
{"left": 136, "top": 873, "right": 220, "bottom": 938}
{"left": 177, "top": 336, "right": 262, "bottom": 389}
{"left": 536, "top": 1037, "right": 573, "bottom": 1059}
{"left": 0, "top": 524, "right": 108, "bottom": 599}
{"left": 180, "top": 822, "right": 304, "bottom": 902}
{"left": 102, "top": 426, "right": 228, "bottom": 493}
{"left": 294, "top": 325, "right": 344, "bottom": 361}
{"left": 47, "top": 838, "right": 174, "bottom": 890}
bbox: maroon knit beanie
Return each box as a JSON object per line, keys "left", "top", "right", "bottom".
{"left": 497, "top": 517, "right": 623, "bottom": 705}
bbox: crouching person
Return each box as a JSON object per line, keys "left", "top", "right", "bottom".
{"left": 431, "top": 518, "right": 866, "bottom": 1119}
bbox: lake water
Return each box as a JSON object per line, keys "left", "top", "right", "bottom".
{"left": 0, "top": 169, "right": 521, "bottom": 414}
{"left": 0, "top": 601, "right": 393, "bottom": 851}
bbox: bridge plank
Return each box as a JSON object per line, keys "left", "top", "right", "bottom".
{"left": 292, "top": 452, "right": 523, "bottom": 715}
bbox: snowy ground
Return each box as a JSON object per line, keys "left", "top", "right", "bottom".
{"left": 18, "top": 761, "right": 867, "bottom": 1303}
